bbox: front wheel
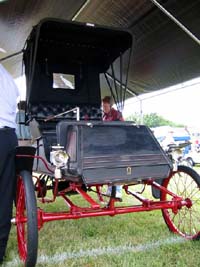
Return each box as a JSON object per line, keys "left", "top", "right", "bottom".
{"left": 161, "top": 165, "right": 200, "bottom": 239}
{"left": 16, "top": 170, "right": 38, "bottom": 266}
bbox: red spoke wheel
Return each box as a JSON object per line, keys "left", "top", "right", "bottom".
{"left": 16, "top": 170, "right": 38, "bottom": 266}
{"left": 161, "top": 165, "right": 200, "bottom": 239}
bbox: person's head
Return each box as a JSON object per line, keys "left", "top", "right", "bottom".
{"left": 102, "top": 96, "right": 112, "bottom": 114}
{"left": 17, "top": 100, "right": 26, "bottom": 111}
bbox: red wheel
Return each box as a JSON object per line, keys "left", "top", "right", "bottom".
{"left": 16, "top": 170, "right": 38, "bottom": 266}
{"left": 161, "top": 165, "right": 200, "bottom": 239}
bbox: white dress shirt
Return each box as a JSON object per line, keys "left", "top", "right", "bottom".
{"left": 0, "top": 64, "right": 20, "bottom": 128}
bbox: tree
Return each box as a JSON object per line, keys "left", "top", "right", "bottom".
{"left": 126, "top": 112, "right": 184, "bottom": 128}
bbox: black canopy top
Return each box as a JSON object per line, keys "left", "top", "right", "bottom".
{"left": 33, "top": 18, "right": 132, "bottom": 68}
{"left": 24, "top": 18, "right": 132, "bottom": 106}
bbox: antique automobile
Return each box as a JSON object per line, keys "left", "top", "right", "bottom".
{"left": 14, "top": 18, "right": 200, "bottom": 267}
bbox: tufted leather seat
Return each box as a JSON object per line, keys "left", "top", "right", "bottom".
{"left": 29, "top": 103, "right": 102, "bottom": 121}
{"left": 29, "top": 103, "right": 102, "bottom": 164}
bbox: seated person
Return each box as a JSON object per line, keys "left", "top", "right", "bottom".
{"left": 102, "top": 96, "right": 123, "bottom": 121}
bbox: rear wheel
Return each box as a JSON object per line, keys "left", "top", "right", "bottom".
{"left": 16, "top": 170, "right": 38, "bottom": 266}
{"left": 161, "top": 165, "right": 200, "bottom": 239}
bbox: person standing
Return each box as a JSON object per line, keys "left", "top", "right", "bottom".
{"left": 0, "top": 63, "right": 19, "bottom": 264}
{"left": 102, "top": 96, "right": 123, "bottom": 199}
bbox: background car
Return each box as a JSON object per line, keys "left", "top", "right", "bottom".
{"left": 184, "top": 151, "right": 200, "bottom": 166}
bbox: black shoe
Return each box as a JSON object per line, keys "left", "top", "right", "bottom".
{"left": 0, "top": 256, "right": 5, "bottom": 265}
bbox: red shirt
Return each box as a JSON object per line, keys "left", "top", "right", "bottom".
{"left": 103, "top": 108, "right": 124, "bottom": 121}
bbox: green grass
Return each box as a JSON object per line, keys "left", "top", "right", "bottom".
{"left": 5, "top": 210, "right": 200, "bottom": 267}
{"left": 3, "top": 167, "right": 200, "bottom": 267}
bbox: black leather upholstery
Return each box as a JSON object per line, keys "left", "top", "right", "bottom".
{"left": 29, "top": 103, "right": 102, "bottom": 121}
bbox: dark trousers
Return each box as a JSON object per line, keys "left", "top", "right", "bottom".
{"left": 0, "top": 129, "right": 18, "bottom": 261}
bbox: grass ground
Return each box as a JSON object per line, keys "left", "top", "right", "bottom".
{"left": 2, "top": 167, "right": 200, "bottom": 267}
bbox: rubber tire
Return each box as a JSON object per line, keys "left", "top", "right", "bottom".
{"left": 186, "top": 157, "right": 195, "bottom": 167}
{"left": 16, "top": 170, "right": 38, "bottom": 266}
{"left": 161, "top": 165, "right": 200, "bottom": 239}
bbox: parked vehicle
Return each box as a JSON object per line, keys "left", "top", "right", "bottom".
{"left": 165, "top": 142, "right": 193, "bottom": 167}
{"left": 184, "top": 151, "right": 200, "bottom": 166}
{"left": 153, "top": 126, "right": 191, "bottom": 153}
{"left": 14, "top": 18, "right": 200, "bottom": 267}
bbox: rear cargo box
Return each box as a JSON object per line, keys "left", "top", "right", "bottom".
{"left": 57, "top": 121, "right": 173, "bottom": 185}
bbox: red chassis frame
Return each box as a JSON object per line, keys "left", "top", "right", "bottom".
{"left": 35, "top": 181, "right": 191, "bottom": 231}
{"left": 15, "top": 154, "right": 192, "bottom": 231}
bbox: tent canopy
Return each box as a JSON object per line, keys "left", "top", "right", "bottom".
{"left": 0, "top": 0, "right": 199, "bottom": 98}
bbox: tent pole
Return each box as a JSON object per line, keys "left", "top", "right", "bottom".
{"left": 150, "top": 0, "right": 200, "bottom": 46}
{"left": 105, "top": 73, "right": 137, "bottom": 97}
{"left": 72, "top": 0, "right": 91, "bottom": 21}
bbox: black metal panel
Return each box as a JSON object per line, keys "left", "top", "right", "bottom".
{"left": 83, "top": 165, "right": 171, "bottom": 185}
{"left": 57, "top": 121, "right": 172, "bottom": 185}
{"left": 82, "top": 125, "right": 162, "bottom": 157}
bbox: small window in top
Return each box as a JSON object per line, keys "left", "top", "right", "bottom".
{"left": 53, "top": 73, "right": 75, "bottom": 90}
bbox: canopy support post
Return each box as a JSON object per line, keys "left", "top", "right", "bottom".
{"left": 0, "top": 50, "right": 23, "bottom": 63}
